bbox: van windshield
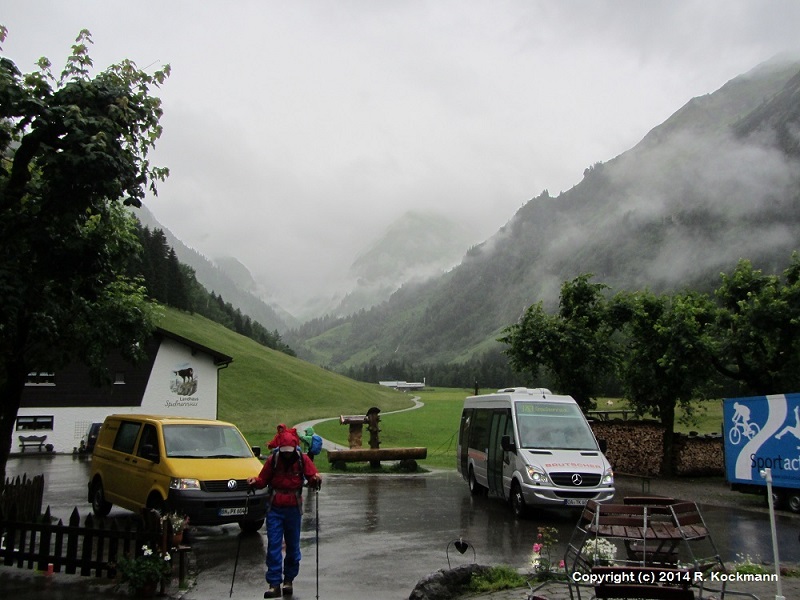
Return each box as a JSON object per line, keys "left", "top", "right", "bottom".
{"left": 163, "top": 424, "right": 253, "bottom": 458}
{"left": 515, "top": 402, "right": 597, "bottom": 450}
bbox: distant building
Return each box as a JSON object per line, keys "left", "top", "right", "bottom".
{"left": 378, "top": 380, "right": 425, "bottom": 391}
{"left": 16, "top": 327, "right": 232, "bottom": 454}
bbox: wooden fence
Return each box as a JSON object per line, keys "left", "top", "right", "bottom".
{"left": 0, "top": 504, "right": 164, "bottom": 578}
{"left": 1, "top": 474, "right": 44, "bottom": 522}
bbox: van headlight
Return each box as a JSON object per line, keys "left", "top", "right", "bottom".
{"left": 526, "top": 465, "right": 549, "bottom": 485}
{"left": 602, "top": 468, "right": 614, "bottom": 485}
{"left": 170, "top": 477, "right": 201, "bottom": 490}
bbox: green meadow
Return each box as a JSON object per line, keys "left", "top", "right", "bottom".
{"left": 160, "top": 308, "right": 726, "bottom": 473}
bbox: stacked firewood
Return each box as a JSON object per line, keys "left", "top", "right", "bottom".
{"left": 590, "top": 420, "right": 724, "bottom": 476}
{"left": 672, "top": 434, "right": 724, "bottom": 476}
{"left": 591, "top": 420, "right": 664, "bottom": 476}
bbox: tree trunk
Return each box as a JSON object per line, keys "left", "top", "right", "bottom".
{"left": 660, "top": 403, "right": 677, "bottom": 477}
{"left": 0, "top": 341, "right": 29, "bottom": 485}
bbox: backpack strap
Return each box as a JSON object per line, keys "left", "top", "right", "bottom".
{"left": 271, "top": 447, "right": 304, "bottom": 474}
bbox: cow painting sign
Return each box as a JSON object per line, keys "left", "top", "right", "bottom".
{"left": 723, "top": 393, "right": 800, "bottom": 512}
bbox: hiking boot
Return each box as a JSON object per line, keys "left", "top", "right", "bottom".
{"left": 282, "top": 580, "right": 293, "bottom": 596}
{"left": 264, "top": 584, "right": 282, "bottom": 598}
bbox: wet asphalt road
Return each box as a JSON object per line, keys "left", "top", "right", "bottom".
{"left": 6, "top": 454, "right": 800, "bottom": 599}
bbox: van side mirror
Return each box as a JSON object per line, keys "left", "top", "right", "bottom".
{"left": 501, "top": 435, "right": 516, "bottom": 453}
{"left": 598, "top": 439, "right": 607, "bottom": 453}
{"left": 252, "top": 446, "right": 261, "bottom": 458}
{"left": 140, "top": 444, "right": 160, "bottom": 463}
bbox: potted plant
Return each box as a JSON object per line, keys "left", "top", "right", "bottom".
{"left": 580, "top": 537, "right": 618, "bottom": 566}
{"left": 162, "top": 512, "right": 189, "bottom": 545}
{"left": 115, "top": 543, "right": 172, "bottom": 597}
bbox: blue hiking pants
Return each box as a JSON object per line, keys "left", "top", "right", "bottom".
{"left": 265, "top": 505, "right": 302, "bottom": 586}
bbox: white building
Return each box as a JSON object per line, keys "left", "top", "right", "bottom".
{"left": 16, "top": 327, "right": 232, "bottom": 454}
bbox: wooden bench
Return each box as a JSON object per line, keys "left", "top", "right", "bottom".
{"left": 18, "top": 434, "right": 47, "bottom": 452}
{"left": 591, "top": 566, "right": 695, "bottom": 599}
{"left": 326, "top": 447, "right": 427, "bottom": 466}
{"left": 669, "top": 502, "right": 709, "bottom": 541}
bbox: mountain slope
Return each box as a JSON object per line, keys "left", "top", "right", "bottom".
{"left": 332, "top": 210, "right": 475, "bottom": 316}
{"left": 134, "top": 204, "right": 296, "bottom": 332}
{"left": 288, "top": 57, "right": 800, "bottom": 369}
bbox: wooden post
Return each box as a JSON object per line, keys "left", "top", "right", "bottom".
{"left": 366, "top": 407, "right": 382, "bottom": 467}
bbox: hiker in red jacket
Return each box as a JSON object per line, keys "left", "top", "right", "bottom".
{"left": 248, "top": 429, "right": 321, "bottom": 598}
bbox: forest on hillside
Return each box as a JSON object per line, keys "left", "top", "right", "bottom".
{"left": 132, "top": 225, "right": 295, "bottom": 356}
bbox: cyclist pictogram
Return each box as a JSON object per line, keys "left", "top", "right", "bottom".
{"left": 729, "top": 401, "right": 760, "bottom": 445}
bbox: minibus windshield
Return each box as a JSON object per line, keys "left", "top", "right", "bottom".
{"left": 515, "top": 401, "right": 597, "bottom": 450}
{"left": 163, "top": 424, "right": 253, "bottom": 458}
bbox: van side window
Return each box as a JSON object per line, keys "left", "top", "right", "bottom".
{"left": 113, "top": 421, "right": 141, "bottom": 454}
{"left": 137, "top": 424, "right": 159, "bottom": 459}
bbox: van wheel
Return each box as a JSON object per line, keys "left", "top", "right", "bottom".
{"left": 91, "top": 481, "right": 112, "bottom": 517}
{"left": 510, "top": 481, "right": 528, "bottom": 519}
{"left": 787, "top": 493, "right": 800, "bottom": 513}
{"left": 240, "top": 519, "right": 264, "bottom": 533}
{"left": 468, "top": 467, "right": 485, "bottom": 496}
{"left": 146, "top": 494, "right": 167, "bottom": 516}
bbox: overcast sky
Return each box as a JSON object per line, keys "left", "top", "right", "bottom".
{"left": 4, "top": 1, "right": 800, "bottom": 309}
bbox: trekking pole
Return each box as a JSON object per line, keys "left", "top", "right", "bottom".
{"left": 315, "top": 484, "right": 320, "bottom": 600}
{"left": 230, "top": 485, "right": 255, "bottom": 597}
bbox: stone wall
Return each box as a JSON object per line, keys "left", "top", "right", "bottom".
{"left": 590, "top": 419, "right": 724, "bottom": 476}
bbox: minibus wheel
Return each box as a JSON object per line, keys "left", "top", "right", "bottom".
{"left": 90, "top": 479, "right": 112, "bottom": 517}
{"left": 510, "top": 480, "right": 528, "bottom": 518}
{"left": 468, "top": 467, "right": 486, "bottom": 496}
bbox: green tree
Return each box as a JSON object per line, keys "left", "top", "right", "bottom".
{"left": 611, "top": 290, "right": 717, "bottom": 474}
{"left": 0, "top": 28, "right": 169, "bottom": 480}
{"left": 708, "top": 255, "right": 800, "bottom": 394}
{"left": 499, "top": 274, "right": 617, "bottom": 410}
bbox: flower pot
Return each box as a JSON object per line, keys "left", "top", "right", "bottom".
{"left": 133, "top": 580, "right": 159, "bottom": 597}
{"left": 171, "top": 531, "right": 184, "bottom": 546}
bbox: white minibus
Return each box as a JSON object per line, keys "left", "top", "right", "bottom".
{"left": 457, "top": 387, "right": 614, "bottom": 516}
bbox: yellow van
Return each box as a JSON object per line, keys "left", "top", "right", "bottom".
{"left": 88, "top": 415, "right": 270, "bottom": 531}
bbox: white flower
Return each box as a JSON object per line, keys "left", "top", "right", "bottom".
{"left": 581, "top": 538, "right": 617, "bottom": 562}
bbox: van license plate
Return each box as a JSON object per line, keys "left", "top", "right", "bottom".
{"left": 219, "top": 507, "right": 247, "bottom": 516}
{"left": 565, "top": 499, "right": 588, "bottom": 506}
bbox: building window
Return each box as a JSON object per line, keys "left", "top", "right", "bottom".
{"left": 25, "top": 371, "right": 55, "bottom": 386}
{"left": 16, "top": 416, "right": 54, "bottom": 431}
{"left": 114, "top": 371, "right": 126, "bottom": 385}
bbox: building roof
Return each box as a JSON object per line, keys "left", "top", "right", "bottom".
{"left": 156, "top": 327, "right": 233, "bottom": 366}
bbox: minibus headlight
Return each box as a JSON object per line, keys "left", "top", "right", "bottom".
{"left": 526, "top": 466, "right": 549, "bottom": 484}
{"left": 602, "top": 469, "right": 614, "bottom": 485}
{"left": 170, "top": 477, "right": 201, "bottom": 491}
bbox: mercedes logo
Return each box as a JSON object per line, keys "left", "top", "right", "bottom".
{"left": 571, "top": 473, "right": 583, "bottom": 486}
{"left": 227, "top": 479, "right": 238, "bottom": 490}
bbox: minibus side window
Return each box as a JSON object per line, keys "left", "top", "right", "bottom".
{"left": 113, "top": 421, "right": 141, "bottom": 454}
{"left": 136, "top": 424, "right": 160, "bottom": 460}
{"left": 469, "top": 409, "right": 491, "bottom": 450}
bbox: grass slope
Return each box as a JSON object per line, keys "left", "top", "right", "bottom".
{"left": 158, "top": 308, "right": 726, "bottom": 474}
{"left": 157, "top": 307, "right": 410, "bottom": 448}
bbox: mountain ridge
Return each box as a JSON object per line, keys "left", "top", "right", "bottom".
{"left": 286, "top": 57, "right": 800, "bottom": 370}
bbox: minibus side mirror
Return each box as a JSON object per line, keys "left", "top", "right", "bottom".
{"left": 140, "top": 444, "right": 160, "bottom": 463}
{"left": 598, "top": 439, "right": 607, "bottom": 453}
{"left": 252, "top": 446, "right": 261, "bottom": 458}
{"left": 501, "top": 435, "right": 516, "bottom": 453}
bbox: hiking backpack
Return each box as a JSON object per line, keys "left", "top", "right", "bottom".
{"left": 309, "top": 434, "right": 323, "bottom": 456}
